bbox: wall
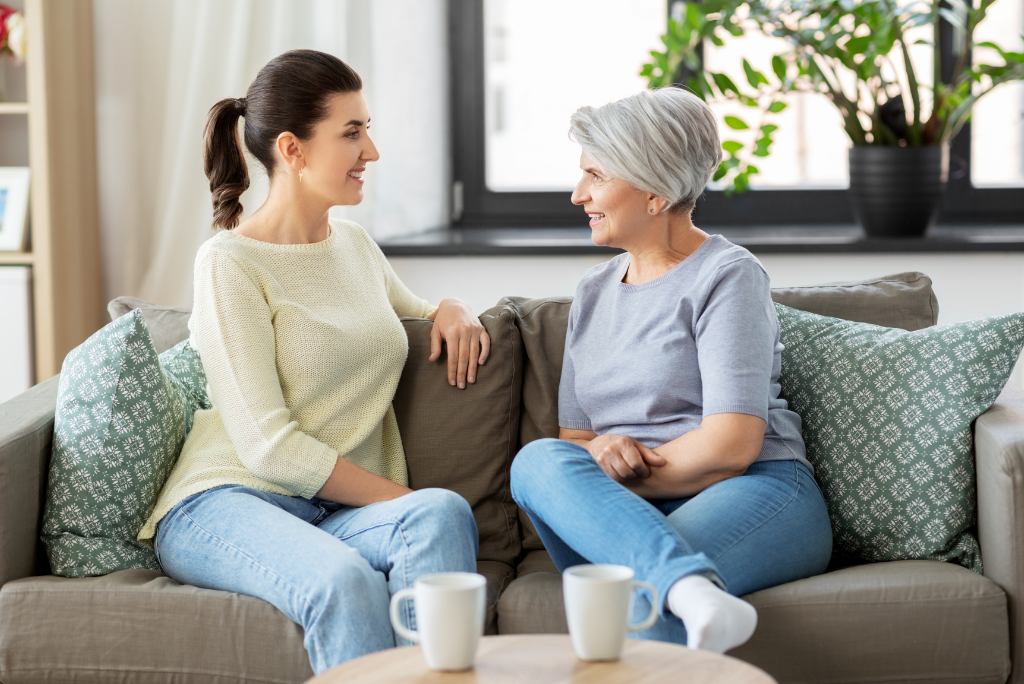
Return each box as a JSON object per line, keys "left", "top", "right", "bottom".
{"left": 387, "top": 251, "right": 1024, "bottom": 390}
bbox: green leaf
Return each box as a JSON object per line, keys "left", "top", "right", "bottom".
{"left": 772, "top": 55, "right": 787, "bottom": 81}
{"left": 768, "top": 101, "right": 788, "bottom": 113}
{"left": 713, "top": 165, "right": 728, "bottom": 181}
{"left": 722, "top": 140, "right": 744, "bottom": 153}
{"left": 760, "top": 123, "right": 779, "bottom": 134}
{"left": 845, "top": 35, "right": 872, "bottom": 55}
{"left": 742, "top": 58, "right": 769, "bottom": 88}
{"left": 711, "top": 72, "right": 740, "bottom": 96}
{"left": 724, "top": 115, "right": 750, "bottom": 130}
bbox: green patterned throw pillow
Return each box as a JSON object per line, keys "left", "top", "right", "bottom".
{"left": 160, "top": 338, "right": 211, "bottom": 418}
{"left": 42, "top": 311, "right": 202, "bottom": 577}
{"left": 776, "top": 304, "right": 1024, "bottom": 572}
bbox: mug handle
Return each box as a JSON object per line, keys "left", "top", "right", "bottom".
{"left": 627, "top": 580, "right": 659, "bottom": 633}
{"left": 389, "top": 588, "right": 420, "bottom": 643}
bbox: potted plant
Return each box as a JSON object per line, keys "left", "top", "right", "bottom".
{"left": 642, "top": 0, "right": 1024, "bottom": 237}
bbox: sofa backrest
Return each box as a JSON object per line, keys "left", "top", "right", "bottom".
{"left": 65, "top": 271, "right": 942, "bottom": 572}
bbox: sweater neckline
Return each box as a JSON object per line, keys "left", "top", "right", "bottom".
{"left": 220, "top": 222, "right": 338, "bottom": 252}
{"left": 616, "top": 234, "right": 719, "bottom": 293}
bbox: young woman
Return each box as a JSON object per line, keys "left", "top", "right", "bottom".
{"left": 510, "top": 88, "right": 833, "bottom": 654}
{"left": 138, "top": 50, "right": 488, "bottom": 673}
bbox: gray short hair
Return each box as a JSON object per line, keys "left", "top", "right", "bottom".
{"left": 569, "top": 88, "right": 722, "bottom": 213}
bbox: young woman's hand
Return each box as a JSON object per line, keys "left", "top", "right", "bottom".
{"left": 427, "top": 298, "right": 490, "bottom": 389}
{"left": 585, "top": 433, "right": 666, "bottom": 482}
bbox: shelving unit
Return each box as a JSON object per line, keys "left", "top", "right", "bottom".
{"left": 0, "top": 0, "right": 103, "bottom": 383}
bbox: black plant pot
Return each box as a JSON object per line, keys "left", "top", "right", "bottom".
{"left": 848, "top": 145, "right": 948, "bottom": 238}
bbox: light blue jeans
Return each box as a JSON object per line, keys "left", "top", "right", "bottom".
{"left": 154, "top": 485, "right": 478, "bottom": 673}
{"left": 510, "top": 438, "right": 832, "bottom": 644}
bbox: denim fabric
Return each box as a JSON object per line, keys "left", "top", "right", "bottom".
{"left": 510, "top": 439, "right": 832, "bottom": 644}
{"left": 154, "top": 485, "right": 478, "bottom": 673}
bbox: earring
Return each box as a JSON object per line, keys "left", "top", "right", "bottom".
{"left": 299, "top": 168, "right": 304, "bottom": 183}
{"left": 650, "top": 208, "right": 654, "bottom": 213}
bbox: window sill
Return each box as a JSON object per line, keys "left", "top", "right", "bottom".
{"left": 378, "top": 225, "right": 1024, "bottom": 257}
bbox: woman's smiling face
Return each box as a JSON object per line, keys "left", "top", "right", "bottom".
{"left": 300, "top": 91, "right": 380, "bottom": 206}
{"left": 570, "top": 150, "right": 651, "bottom": 248}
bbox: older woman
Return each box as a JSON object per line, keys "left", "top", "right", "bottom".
{"left": 510, "top": 88, "right": 832, "bottom": 654}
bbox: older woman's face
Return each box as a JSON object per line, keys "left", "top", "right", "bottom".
{"left": 571, "top": 151, "right": 650, "bottom": 248}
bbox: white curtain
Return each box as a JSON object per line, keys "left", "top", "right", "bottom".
{"left": 93, "top": 0, "right": 450, "bottom": 307}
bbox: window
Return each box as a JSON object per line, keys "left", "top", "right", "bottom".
{"left": 450, "top": 0, "right": 1024, "bottom": 228}
{"left": 971, "top": 0, "right": 1024, "bottom": 188}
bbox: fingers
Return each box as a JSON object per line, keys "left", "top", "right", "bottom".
{"left": 429, "top": 324, "right": 442, "bottom": 362}
{"left": 479, "top": 330, "right": 491, "bottom": 365}
{"left": 637, "top": 442, "right": 667, "bottom": 467}
{"left": 447, "top": 334, "right": 459, "bottom": 386}
{"left": 622, "top": 442, "right": 651, "bottom": 478}
{"left": 467, "top": 330, "right": 481, "bottom": 384}
{"left": 456, "top": 333, "right": 471, "bottom": 389}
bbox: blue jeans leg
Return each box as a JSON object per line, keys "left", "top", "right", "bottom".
{"left": 510, "top": 439, "right": 723, "bottom": 617}
{"left": 510, "top": 439, "right": 833, "bottom": 646}
{"left": 155, "top": 485, "right": 478, "bottom": 673}
{"left": 313, "top": 487, "right": 480, "bottom": 645}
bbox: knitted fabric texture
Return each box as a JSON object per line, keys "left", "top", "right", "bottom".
{"left": 139, "top": 220, "right": 432, "bottom": 540}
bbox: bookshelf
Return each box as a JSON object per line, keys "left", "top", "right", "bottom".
{"left": 0, "top": 0, "right": 103, "bottom": 383}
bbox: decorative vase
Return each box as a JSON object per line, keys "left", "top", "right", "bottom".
{"left": 848, "top": 144, "right": 948, "bottom": 238}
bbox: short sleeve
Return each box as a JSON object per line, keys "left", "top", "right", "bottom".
{"left": 695, "top": 258, "right": 776, "bottom": 421}
{"left": 558, "top": 302, "right": 592, "bottom": 431}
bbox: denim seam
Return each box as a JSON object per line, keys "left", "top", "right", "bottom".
{"left": 708, "top": 461, "right": 803, "bottom": 565}
{"left": 176, "top": 508, "right": 329, "bottom": 672}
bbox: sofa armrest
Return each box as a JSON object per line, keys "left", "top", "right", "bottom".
{"left": 976, "top": 382, "right": 1024, "bottom": 684}
{"left": 0, "top": 376, "right": 60, "bottom": 588}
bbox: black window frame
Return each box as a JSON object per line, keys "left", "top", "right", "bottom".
{"left": 449, "top": 0, "right": 1024, "bottom": 228}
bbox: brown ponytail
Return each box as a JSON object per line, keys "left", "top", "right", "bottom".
{"left": 203, "top": 97, "right": 249, "bottom": 230}
{"left": 201, "top": 50, "right": 363, "bottom": 230}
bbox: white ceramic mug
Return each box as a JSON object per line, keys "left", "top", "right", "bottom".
{"left": 562, "top": 564, "right": 659, "bottom": 661}
{"left": 389, "top": 571, "right": 487, "bottom": 671}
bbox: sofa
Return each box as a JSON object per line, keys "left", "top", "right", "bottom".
{"left": 1, "top": 271, "right": 1022, "bottom": 684}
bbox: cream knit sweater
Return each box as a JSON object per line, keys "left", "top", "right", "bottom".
{"left": 138, "top": 219, "right": 432, "bottom": 540}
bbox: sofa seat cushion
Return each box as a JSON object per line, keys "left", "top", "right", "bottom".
{"left": 0, "top": 570, "right": 312, "bottom": 684}
{"left": 497, "top": 558, "right": 1009, "bottom": 684}
{"left": 0, "top": 560, "right": 515, "bottom": 684}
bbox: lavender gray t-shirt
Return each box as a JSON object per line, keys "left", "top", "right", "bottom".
{"left": 558, "top": 234, "right": 810, "bottom": 472}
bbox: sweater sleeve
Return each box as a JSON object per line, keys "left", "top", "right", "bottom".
{"left": 366, "top": 232, "right": 434, "bottom": 318}
{"left": 191, "top": 248, "right": 339, "bottom": 498}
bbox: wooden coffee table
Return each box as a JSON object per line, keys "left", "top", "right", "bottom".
{"left": 306, "top": 634, "right": 777, "bottom": 683}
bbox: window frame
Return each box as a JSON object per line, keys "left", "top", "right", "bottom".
{"left": 449, "top": 0, "right": 1024, "bottom": 228}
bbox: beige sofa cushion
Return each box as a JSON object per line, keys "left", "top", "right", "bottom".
{"left": 498, "top": 556, "right": 1009, "bottom": 684}
{"left": 0, "top": 561, "right": 515, "bottom": 684}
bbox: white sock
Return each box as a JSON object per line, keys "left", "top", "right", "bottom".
{"left": 666, "top": 574, "right": 758, "bottom": 653}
